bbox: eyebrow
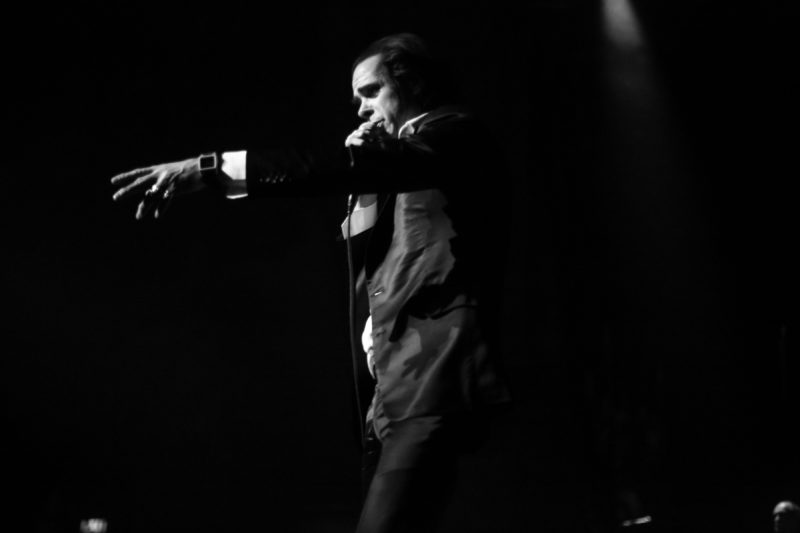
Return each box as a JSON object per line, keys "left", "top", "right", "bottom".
{"left": 351, "top": 82, "right": 381, "bottom": 105}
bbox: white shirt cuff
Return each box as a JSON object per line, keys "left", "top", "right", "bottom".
{"left": 221, "top": 150, "right": 248, "bottom": 199}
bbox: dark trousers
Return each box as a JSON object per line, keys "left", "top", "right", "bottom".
{"left": 356, "top": 414, "right": 484, "bottom": 533}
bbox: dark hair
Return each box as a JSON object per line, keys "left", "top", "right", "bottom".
{"left": 352, "top": 33, "right": 454, "bottom": 110}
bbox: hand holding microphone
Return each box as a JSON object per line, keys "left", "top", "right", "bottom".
{"left": 345, "top": 120, "right": 391, "bottom": 148}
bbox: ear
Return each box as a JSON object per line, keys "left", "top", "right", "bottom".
{"left": 408, "top": 76, "right": 427, "bottom": 101}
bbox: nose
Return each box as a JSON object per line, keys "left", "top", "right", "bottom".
{"left": 358, "top": 100, "right": 371, "bottom": 120}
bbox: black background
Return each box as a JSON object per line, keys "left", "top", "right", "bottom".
{"left": 4, "top": 1, "right": 797, "bottom": 531}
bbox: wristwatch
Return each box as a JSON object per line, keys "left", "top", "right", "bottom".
{"left": 198, "top": 152, "right": 219, "bottom": 183}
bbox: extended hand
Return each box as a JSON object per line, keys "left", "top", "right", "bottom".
{"left": 110, "top": 158, "right": 205, "bottom": 220}
{"left": 345, "top": 120, "right": 392, "bottom": 148}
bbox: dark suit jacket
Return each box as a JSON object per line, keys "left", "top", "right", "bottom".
{"left": 245, "top": 106, "right": 512, "bottom": 422}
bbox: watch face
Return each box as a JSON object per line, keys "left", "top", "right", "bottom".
{"left": 199, "top": 153, "right": 217, "bottom": 171}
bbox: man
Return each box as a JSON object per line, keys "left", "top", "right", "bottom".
{"left": 111, "top": 33, "right": 511, "bottom": 532}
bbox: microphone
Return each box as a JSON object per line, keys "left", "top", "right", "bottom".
{"left": 347, "top": 145, "right": 358, "bottom": 215}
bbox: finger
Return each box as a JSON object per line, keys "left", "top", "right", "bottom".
{"left": 154, "top": 188, "right": 175, "bottom": 219}
{"left": 135, "top": 199, "right": 147, "bottom": 220}
{"left": 135, "top": 194, "right": 159, "bottom": 220}
{"left": 146, "top": 176, "right": 176, "bottom": 218}
{"left": 112, "top": 173, "right": 157, "bottom": 201}
{"left": 360, "top": 121, "right": 384, "bottom": 134}
{"left": 110, "top": 167, "right": 151, "bottom": 185}
{"left": 345, "top": 128, "right": 369, "bottom": 146}
{"left": 345, "top": 136, "right": 364, "bottom": 148}
{"left": 141, "top": 198, "right": 158, "bottom": 220}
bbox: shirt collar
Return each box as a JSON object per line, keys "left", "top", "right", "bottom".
{"left": 398, "top": 112, "right": 430, "bottom": 138}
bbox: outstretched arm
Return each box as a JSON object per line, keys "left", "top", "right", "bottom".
{"left": 110, "top": 111, "right": 490, "bottom": 217}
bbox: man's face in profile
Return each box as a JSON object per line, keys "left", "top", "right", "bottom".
{"left": 352, "top": 54, "right": 417, "bottom": 137}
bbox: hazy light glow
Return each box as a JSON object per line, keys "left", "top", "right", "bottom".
{"left": 621, "top": 515, "right": 653, "bottom": 527}
{"left": 603, "top": 0, "right": 644, "bottom": 49}
{"left": 80, "top": 519, "right": 108, "bottom": 533}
